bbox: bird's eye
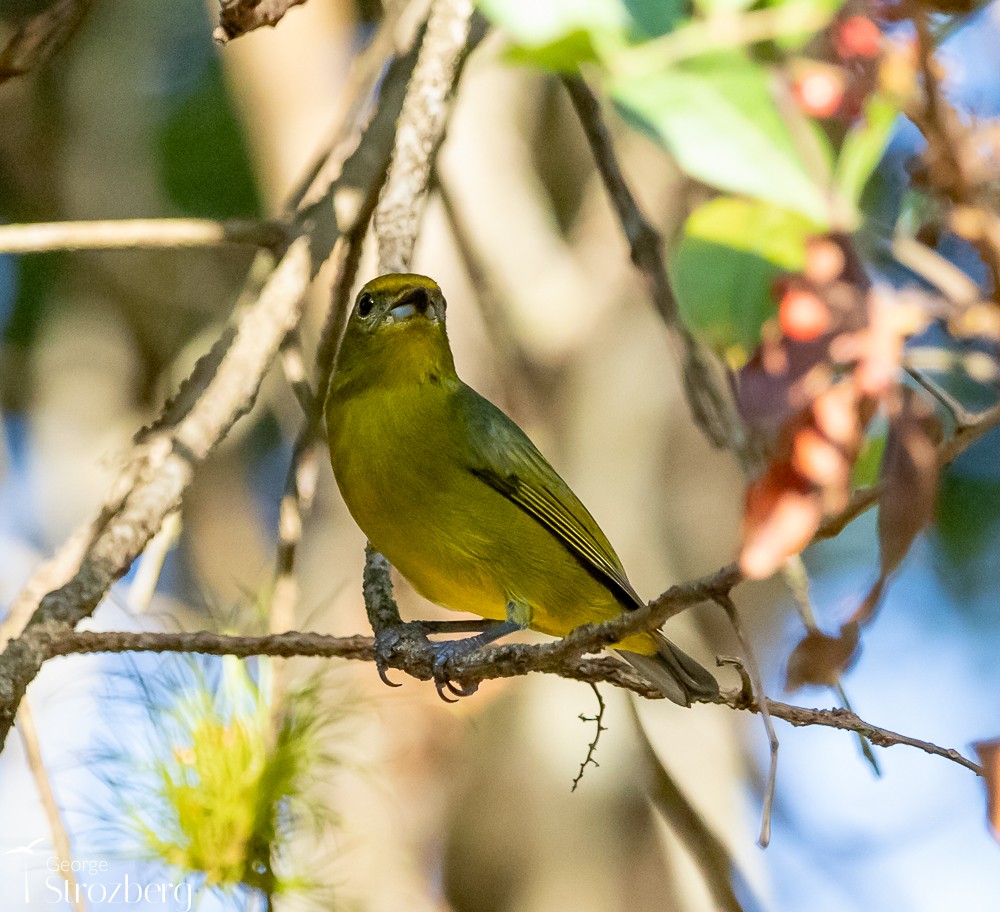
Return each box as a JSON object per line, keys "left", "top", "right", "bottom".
{"left": 357, "top": 293, "right": 374, "bottom": 317}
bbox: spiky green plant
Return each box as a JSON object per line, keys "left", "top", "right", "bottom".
{"left": 99, "top": 652, "right": 338, "bottom": 905}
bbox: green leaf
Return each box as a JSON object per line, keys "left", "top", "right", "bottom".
{"left": 477, "top": 0, "right": 627, "bottom": 48}
{"left": 478, "top": 0, "right": 683, "bottom": 70}
{"left": 157, "top": 58, "right": 261, "bottom": 219}
{"left": 612, "top": 54, "right": 832, "bottom": 223}
{"left": 852, "top": 430, "right": 886, "bottom": 488}
{"left": 835, "top": 93, "right": 899, "bottom": 207}
{"left": 669, "top": 196, "right": 816, "bottom": 363}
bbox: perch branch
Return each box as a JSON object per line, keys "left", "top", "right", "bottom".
{"left": 9, "top": 624, "right": 980, "bottom": 775}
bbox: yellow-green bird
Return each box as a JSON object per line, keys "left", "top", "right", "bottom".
{"left": 325, "top": 273, "right": 718, "bottom": 706}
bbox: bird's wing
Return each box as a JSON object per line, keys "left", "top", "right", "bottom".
{"left": 456, "top": 385, "right": 644, "bottom": 611}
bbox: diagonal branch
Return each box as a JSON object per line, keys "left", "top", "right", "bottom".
{"left": 0, "top": 15, "right": 425, "bottom": 754}
{"left": 561, "top": 74, "right": 741, "bottom": 453}
{"left": 374, "top": 0, "right": 476, "bottom": 274}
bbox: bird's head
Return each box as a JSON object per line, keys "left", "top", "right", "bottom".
{"left": 330, "top": 274, "right": 456, "bottom": 393}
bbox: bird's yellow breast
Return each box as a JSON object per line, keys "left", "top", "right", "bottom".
{"left": 326, "top": 377, "right": 650, "bottom": 646}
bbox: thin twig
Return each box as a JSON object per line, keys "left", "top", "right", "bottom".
{"left": 715, "top": 594, "right": 778, "bottom": 848}
{"left": 16, "top": 702, "right": 86, "bottom": 912}
{"left": 735, "top": 696, "right": 983, "bottom": 776}
{"left": 0, "top": 218, "right": 289, "bottom": 253}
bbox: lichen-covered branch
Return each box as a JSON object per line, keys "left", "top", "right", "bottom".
{"left": 374, "top": 0, "right": 475, "bottom": 273}
{"left": 11, "top": 623, "right": 981, "bottom": 776}
{"left": 0, "top": 16, "right": 424, "bottom": 753}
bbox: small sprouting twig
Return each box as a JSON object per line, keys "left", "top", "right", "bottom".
{"left": 0, "top": 218, "right": 289, "bottom": 254}
{"left": 715, "top": 593, "right": 778, "bottom": 848}
{"left": 560, "top": 74, "right": 740, "bottom": 453}
{"left": 571, "top": 684, "right": 607, "bottom": 792}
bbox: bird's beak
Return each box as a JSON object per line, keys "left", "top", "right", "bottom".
{"left": 387, "top": 289, "right": 443, "bottom": 324}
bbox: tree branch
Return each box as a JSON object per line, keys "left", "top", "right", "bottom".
{"left": 0, "top": 14, "right": 425, "bottom": 754}
{"left": 0, "top": 218, "right": 289, "bottom": 253}
{"left": 374, "top": 0, "right": 475, "bottom": 273}
{"left": 12, "top": 624, "right": 980, "bottom": 776}
{"left": 561, "top": 74, "right": 741, "bottom": 453}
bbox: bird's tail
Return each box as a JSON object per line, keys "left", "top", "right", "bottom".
{"left": 616, "top": 632, "right": 718, "bottom": 707}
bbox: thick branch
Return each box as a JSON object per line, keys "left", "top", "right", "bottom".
{"left": 0, "top": 17, "right": 424, "bottom": 753}
{"left": 374, "top": 0, "right": 475, "bottom": 273}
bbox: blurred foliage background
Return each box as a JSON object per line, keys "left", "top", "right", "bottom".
{"left": 0, "top": 0, "right": 999, "bottom": 910}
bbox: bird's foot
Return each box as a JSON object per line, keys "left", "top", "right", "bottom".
{"left": 375, "top": 618, "right": 522, "bottom": 701}
{"left": 426, "top": 618, "right": 523, "bottom": 703}
{"left": 430, "top": 640, "right": 481, "bottom": 703}
{"left": 373, "top": 621, "right": 435, "bottom": 688}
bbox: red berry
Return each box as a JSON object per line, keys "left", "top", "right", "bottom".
{"left": 794, "top": 68, "right": 845, "bottom": 118}
{"left": 779, "top": 289, "right": 831, "bottom": 341}
{"left": 836, "top": 16, "right": 881, "bottom": 59}
{"left": 792, "top": 426, "right": 847, "bottom": 487}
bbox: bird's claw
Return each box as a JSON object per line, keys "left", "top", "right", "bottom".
{"left": 374, "top": 624, "right": 482, "bottom": 701}
{"left": 431, "top": 643, "right": 479, "bottom": 703}
{"left": 373, "top": 626, "right": 405, "bottom": 688}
